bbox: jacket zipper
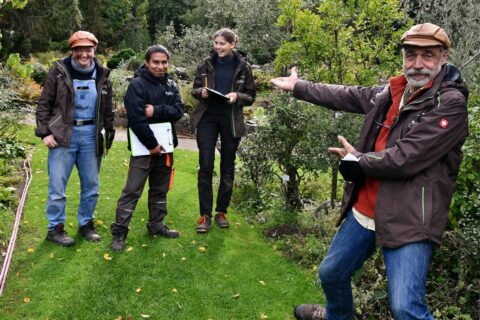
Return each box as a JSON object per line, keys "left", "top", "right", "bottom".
{"left": 49, "top": 114, "right": 62, "bottom": 127}
{"left": 421, "top": 186, "right": 425, "bottom": 225}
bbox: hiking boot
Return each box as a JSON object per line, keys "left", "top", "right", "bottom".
{"left": 46, "top": 224, "right": 75, "bottom": 246}
{"left": 79, "top": 220, "right": 101, "bottom": 241}
{"left": 196, "top": 214, "right": 212, "bottom": 233}
{"left": 294, "top": 304, "right": 327, "bottom": 320}
{"left": 214, "top": 212, "right": 229, "bottom": 228}
{"left": 111, "top": 233, "right": 126, "bottom": 251}
{"left": 150, "top": 225, "right": 180, "bottom": 239}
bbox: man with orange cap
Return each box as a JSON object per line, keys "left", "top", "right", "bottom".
{"left": 272, "top": 23, "right": 468, "bottom": 320}
{"left": 36, "top": 31, "right": 115, "bottom": 246}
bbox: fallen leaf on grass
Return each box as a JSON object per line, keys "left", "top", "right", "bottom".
{"left": 23, "top": 220, "right": 29, "bottom": 224}
{"left": 171, "top": 288, "right": 178, "bottom": 293}
{"left": 181, "top": 257, "right": 187, "bottom": 261}
{"left": 141, "top": 244, "right": 147, "bottom": 247}
{"left": 140, "top": 314, "right": 150, "bottom": 318}
{"left": 259, "top": 280, "right": 266, "bottom": 286}
{"left": 97, "top": 220, "right": 104, "bottom": 225}
{"left": 127, "top": 246, "right": 133, "bottom": 252}
{"left": 115, "top": 316, "right": 122, "bottom": 320}
{"left": 27, "top": 248, "right": 34, "bottom": 254}
{"left": 162, "top": 252, "right": 166, "bottom": 258}
{"left": 103, "top": 253, "right": 112, "bottom": 261}
{"left": 232, "top": 293, "right": 240, "bottom": 299}
{"left": 69, "top": 223, "right": 74, "bottom": 227}
{"left": 136, "top": 288, "right": 142, "bottom": 293}
{"left": 191, "top": 240, "right": 196, "bottom": 244}
{"left": 260, "top": 313, "right": 268, "bottom": 319}
{"left": 198, "top": 246, "right": 207, "bottom": 253}
{"left": 23, "top": 297, "right": 31, "bottom": 303}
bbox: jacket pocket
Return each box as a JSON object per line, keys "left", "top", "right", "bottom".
{"left": 420, "top": 185, "right": 433, "bottom": 230}
{"left": 130, "top": 155, "right": 150, "bottom": 169}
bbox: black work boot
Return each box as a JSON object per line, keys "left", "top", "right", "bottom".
{"left": 196, "top": 214, "right": 212, "bottom": 233}
{"left": 46, "top": 223, "right": 75, "bottom": 246}
{"left": 79, "top": 220, "right": 101, "bottom": 241}
{"left": 111, "top": 233, "right": 126, "bottom": 251}
{"left": 293, "top": 304, "right": 327, "bottom": 320}
{"left": 148, "top": 224, "right": 180, "bottom": 239}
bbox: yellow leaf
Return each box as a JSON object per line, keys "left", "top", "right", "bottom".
{"left": 162, "top": 252, "right": 166, "bottom": 258}
{"left": 23, "top": 297, "right": 31, "bottom": 303}
{"left": 191, "top": 240, "right": 196, "bottom": 244}
{"left": 97, "top": 220, "right": 104, "bottom": 225}
{"left": 232, "top": 293, "right": 240, "bottom": 299}
{"left": 136, "top": 288, "right": 142, "bottom": 293}
{"left": 198, "top": 246, "right": 207, "bottom": 253}
{"left": 259, "top": 280, "right": 266, "bottom": 286}
{"left": 141, "top": 244, "right": 147, "bottom": 247}
{"left": 172, "top": 288, "right": 178, "bottom": 293}
{"left": 69, "top": 223, "right": 74, "bottom": 227}
{"left": 27, "top": 248, "right": 34, "bottom": 254}
{"left": 49, "top": 253, "right": 54, "bottom": 259}
{"left": 260, "top": 313, "right": 268, "bottom": 319}
{"left": 115, "top": 317, "right": 122, "bottom": 320}
{"left": 140, "top": 314, "right": 150, "bottom": 318}
{"left": 103, "top": 253, "right": 112, "bottom": 261}
{"left": 181, "top": 257, "right": 187, "bottom": 261}
{"left": 23, "top": 220, "right": 29, "bottom": 224}
{"left": 127, "top": 246, "right": 133, "bottom": 252}
{"left": 141, "top": 218, "right": 145, "bottom": 222}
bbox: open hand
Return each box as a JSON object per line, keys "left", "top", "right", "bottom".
{"left": 270, "top": 67, "right": 299, "bottom": 91}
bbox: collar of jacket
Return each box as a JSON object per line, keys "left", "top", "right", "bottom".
{"left": 55, "top": 56, "right": 108, "bottom": 93}
{"left": 205, "top": 49, "right": 246, "bottom": 72}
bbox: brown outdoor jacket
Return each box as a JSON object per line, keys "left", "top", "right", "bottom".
{"left": 35, "top": 56, "right": 115, "bottom": 156}
{"left": 293, "top": 64, "right": 469, "bottom": 248}
{"left": 190, "top": 50, "right": 256, "bottom": 138}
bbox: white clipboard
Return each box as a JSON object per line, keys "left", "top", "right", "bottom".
{"left": 129, "top": 122, "right": 174, "bottom": 156}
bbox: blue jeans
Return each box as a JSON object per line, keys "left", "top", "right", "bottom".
{"left": 45, "top": 125, "right": 100, "bottom": 230}
{"left": 319, "top": 210, "right": 434, "bottom": 320}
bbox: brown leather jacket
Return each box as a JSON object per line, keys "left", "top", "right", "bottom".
{"left": 293, "top": 64, "right": 469, "bottom": 248}
{"left": 35, "top": 56, "right": 115, "bottom": 156}
{"left": 190, "top": 50, "right": 256, "bottom": 138}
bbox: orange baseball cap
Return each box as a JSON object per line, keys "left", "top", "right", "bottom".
{"left": 68, "top": 31, "right": 98, "bottom": 49}
{"left": 401, "top": 23, "right": 451, "bottom": 49}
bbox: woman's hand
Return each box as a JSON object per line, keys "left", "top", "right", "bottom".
{"left": 226, "top": 92, "right": 238, "bottom": 104}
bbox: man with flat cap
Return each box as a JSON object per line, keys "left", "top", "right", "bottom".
{"left": 272, "top": 23, "right": 469, "bottom": 319}
{"left": 36, "top": 31, "right": 115, "bottom": 246}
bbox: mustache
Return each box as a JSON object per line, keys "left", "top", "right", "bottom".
{"left": 405, "top": 68, "right": 435, "bottom": 77}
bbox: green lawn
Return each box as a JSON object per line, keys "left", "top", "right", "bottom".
{"left": 0, "top": 130, "right": 324, "bottom": 320}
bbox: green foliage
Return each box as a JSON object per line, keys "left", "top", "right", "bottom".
{"left": 107, "top": 48, "right": 137, "bottom": 69}
{"left": 177, "top": 80, "right": 198, "bottom": 115}
{"left": 6, "top": 53, "right": 33, "bottom": 78}
{"left": 158, "top": 23, "right": 214, "bottom": 75}
{"left": 109, "top": 61, "right": 133, "bottom": 110}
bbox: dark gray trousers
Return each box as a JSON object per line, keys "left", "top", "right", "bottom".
{"left": 111, "top": 154, "right": 173, "bottom": 235}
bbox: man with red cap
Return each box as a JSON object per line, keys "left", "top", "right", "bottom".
{"left": 272, "top": 23, "right": 468, "bottom": 319}
{"left": 36, "top": 31, "right": 115, "bottom": 246}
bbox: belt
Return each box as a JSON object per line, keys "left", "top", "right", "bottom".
{"left": 73, "top": 119, "right": 95, "bottom": 126}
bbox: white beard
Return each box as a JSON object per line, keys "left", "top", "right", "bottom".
{"left": 405, "top": 63, "right": 442, "bottom": 89}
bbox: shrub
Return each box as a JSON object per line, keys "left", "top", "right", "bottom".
{"left": 107, "top": 48, "right": 137, "bottom": 69}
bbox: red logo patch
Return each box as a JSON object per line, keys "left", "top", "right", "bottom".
{"left": 439, "top": 118, "right": 449, "bottom": 128}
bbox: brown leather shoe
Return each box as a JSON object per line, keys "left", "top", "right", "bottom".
{"left": 293, "top": 304, "right": 327, "bottom": 320}
{"left": 214, "top": 212, "right": 229, "bottom": 228}
{"left": 196, "top": 214, "right": 212, "bottom": 233}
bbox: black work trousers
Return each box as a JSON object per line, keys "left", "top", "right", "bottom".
{"left": 196, "top": 113, "right": 240, "bottom": 217}
{"left": 111, "top": 153, "right": 173, "bottom": 235}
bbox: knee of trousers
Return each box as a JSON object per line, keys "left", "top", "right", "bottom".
{"left": 319, "top": 259, "right": 350, "bottom": 285}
